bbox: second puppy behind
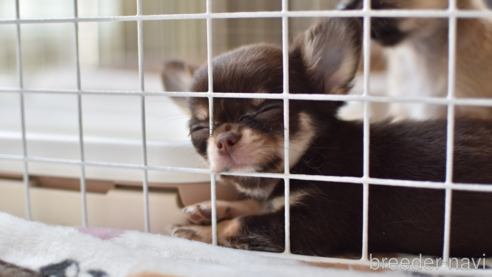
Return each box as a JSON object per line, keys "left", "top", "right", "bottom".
{"left": 339, "top": 0, "right": 492, "bottom": 120}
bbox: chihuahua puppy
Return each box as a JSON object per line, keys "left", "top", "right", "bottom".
{"left": 339, "top": 0, "right": 492, "bottom": 120}
{"left": 163, "top": 17, "right": 492, "bottom": 257}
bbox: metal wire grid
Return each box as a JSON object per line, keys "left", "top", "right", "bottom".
{"left": 0, "top": 0, "right": 491, "bottom": 268}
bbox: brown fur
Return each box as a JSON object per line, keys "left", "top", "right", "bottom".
{"left": 164, "top": 17, "right": 492, "bottom": 258}
{"left": 182, "top": 199, "right": 261, "bottom": 225}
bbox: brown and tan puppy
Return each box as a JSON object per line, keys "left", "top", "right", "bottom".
{"left": 162, "top": 17, "right": 492, "bottom": 257}
{"left": 339, "top": 0, "right": 492, "bottom": 120}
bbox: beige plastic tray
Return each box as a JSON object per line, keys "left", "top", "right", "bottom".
{"left": 0, "top": 178, "right": 238, "bottom": 233}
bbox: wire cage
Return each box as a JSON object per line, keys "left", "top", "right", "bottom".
{"left": 2, "top": 0, "right": 492, "bottom": 273}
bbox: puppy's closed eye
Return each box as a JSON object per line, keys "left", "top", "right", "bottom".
{"left": 237, "top": 115, "right": 257, "bottom": 126}
{"left": 239, "top": 104, "right": 283, "bottom": 132}
{"left": 190, "top": 123, "right": 209, "bottom": 133}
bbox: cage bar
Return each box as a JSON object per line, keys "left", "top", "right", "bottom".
{"left": 136, "top": 0, "right": 151, "bottom": 233}
{"left": 72, "top": 0, "right": 88, "bottom": 228}
{"left": 3, "top": 88, "right": 492, "bottom": 108}
{"left": 205, "top": 0, "right": 218, "bottom": 246}
{"left": 360, "top": 0, "right": 372, "bottom": 261}
{"left": 3, "top": 10, "right": 492, "bottom": 25}
{"left": 281, "top": 0, "right": 291, "bottom": 255}
{"left": 14, "top": 0, "right": 31, "bottom": 221}
{"left": 2, "top": 153, "right": 492, "bottom": 193}
{"left": 442, "top": 0, "right": 458, "bottom": 266}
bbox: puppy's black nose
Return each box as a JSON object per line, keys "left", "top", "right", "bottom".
{"left": 337, "top": 0, "right": 362, "bottom": 10}
{"left": 216, "top": 133, "right": 240, "bottom": 156}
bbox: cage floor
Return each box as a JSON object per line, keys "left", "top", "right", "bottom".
{"left": 0, "top": 178, "right": 188, "bottom": 233}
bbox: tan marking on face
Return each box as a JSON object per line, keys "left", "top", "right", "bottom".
{"left": 193, "top": 104, "right": 209, "bottom": 121}
{"left": 268, "top": 190, "right": 310, "bottom": 213}
{"left": 208, "top": 112, "right": 314, "bottom": 199}
{"left": 208, "top": 127, "right": 282, "bottom": 173}
{"left": 287, "top": 112, "right": 316, "bottom": 168}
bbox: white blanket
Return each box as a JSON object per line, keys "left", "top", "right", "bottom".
{"left": 0, "top": 212, "right": 387, "bottom": 277}
{"left": 0, "top": 212, "right": 480, "bottom": 277}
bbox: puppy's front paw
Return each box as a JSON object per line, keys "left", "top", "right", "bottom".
{"left": 172, "top": 225, "right": 212, "bottom": 243}
{"left": 181, "top": 201, "right": 232, "bottom": 225}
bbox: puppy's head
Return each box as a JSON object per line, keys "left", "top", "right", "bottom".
{"left": 338, "top": 0, "right": 483, "bottom": 46}
{"left": 162, "top": 18, "right": 362, "bottom": 198}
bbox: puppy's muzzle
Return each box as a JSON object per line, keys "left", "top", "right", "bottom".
{"left": 216, "top": 132, "right": 240, "bottom": 156}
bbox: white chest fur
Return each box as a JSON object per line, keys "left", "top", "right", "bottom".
{"left": 387, "top": 42, "right": 448, "bottom": 120}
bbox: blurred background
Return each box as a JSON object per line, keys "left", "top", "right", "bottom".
{"left": 0, "top": 0, "right": 340, "bottom": 91}
{"left": 1, "top": 0, "right": 492, "bottom": 231}
{"left": 0, "top": 0, "right": 342, "bottom": 230}
{"left": 1, "top": 0, "right": 491, "bottom": 91}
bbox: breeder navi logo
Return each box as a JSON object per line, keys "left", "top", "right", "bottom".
{"left": 370, "top": 254, "right": 487, "bottom": 271}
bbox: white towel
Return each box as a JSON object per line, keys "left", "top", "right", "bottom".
{"left": 0, "top": 212, "right": 399, "bottom": 277}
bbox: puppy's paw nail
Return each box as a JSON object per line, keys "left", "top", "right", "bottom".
{"left": 190, "top": 213, "right": 203, "bottom": 222}
{"left": 172, "top": 227, "right": 194, "bottom": 238}
{"left": 172, "top": 226, "right": 205, "bottom": 242}
{"left": 198, "top": 205, "right": 212, "bottom": 218}
{"left": 181, "top": 203, "right": 213, "bottom": 225}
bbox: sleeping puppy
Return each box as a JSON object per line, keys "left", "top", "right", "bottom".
{"left": 339, "top": 0, "right": 492, "bottom": 120}
{"left": 162, "top": 17, "right": 492, "bottom": 257}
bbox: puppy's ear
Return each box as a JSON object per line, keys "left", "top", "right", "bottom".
{"left": 161, "top": 59, "right": 199, "bottom": 92}
{"left": 337, "top": 0, "right": 362, "bottom": 10}
{"left": 291, "top": 17, "right": 362, "bottom": 95}
{"left": 161, "top": 60, "right": 199, "bottom": 115}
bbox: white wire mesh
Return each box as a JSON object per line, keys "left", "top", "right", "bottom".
{"left": 361, "top": 0, "right": 372, "bottom": 261}
{"left": 442, "top": 0, "right": 458, "bottom": 266}
{"left": 281, "top": 0, "right": 291, "bottom": 255}
{"left": 72, "top": 0, "right": 88, "bottom": 228}
{"left": 0, "top": 0, "right": 491, "bottom": 269}
{"left": 3, "top": 9, "right": 492, "bottom": 23}
{"left": 205, "top": 0, "right": 218, "bottom": 246}
{"left": 136, "top": 0, "right": 151, "bottom": 234}
{"left": 13, "top": 0, "right": 31, "bottom": 222}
